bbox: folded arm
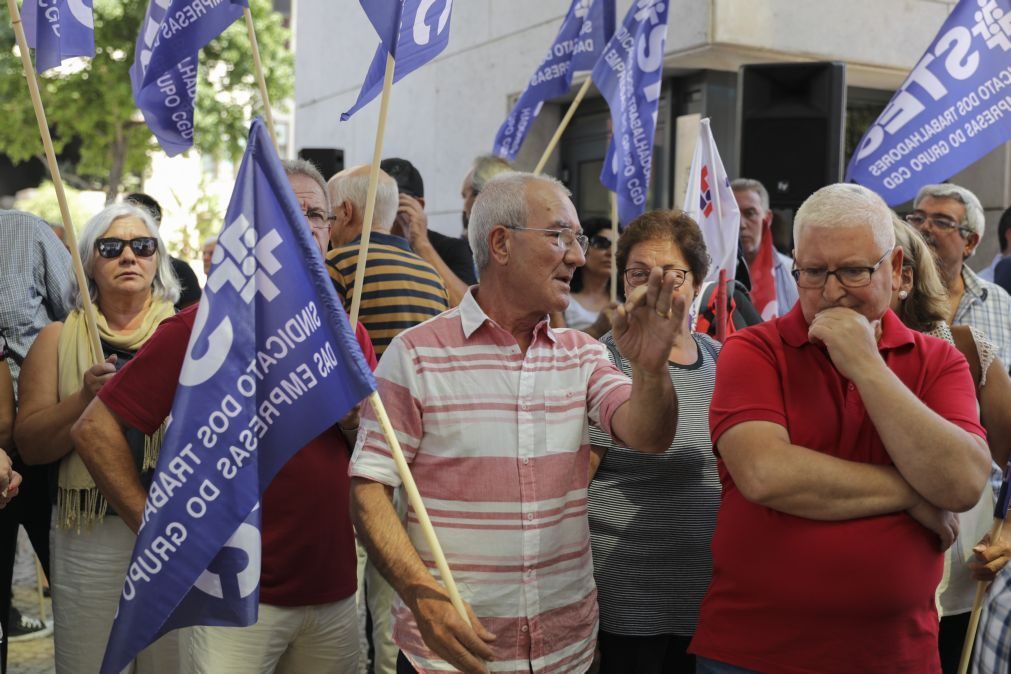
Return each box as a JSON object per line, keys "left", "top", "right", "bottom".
{"left": 718, "top": 420, "right": 921, "bottom": 520}
{"left": 71, "top": 398, "right": 147, "bottom": 532}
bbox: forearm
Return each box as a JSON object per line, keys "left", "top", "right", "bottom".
{"left": 71, "top": 399, "right": 147, "bottom": 532}
{"left": 610, "top": 367, "right": 675, "bottom": 453}
{"left": 0, "top": 367, "right": 13, "bottom": 450}
{"left": 15, "top": 390, "right": 89, "bottom": 464}
{"left": 588, "top": 445, "right": 606, "bottom": 480}
{"left": 720, "top": 421, "right": 921, "bottom": 520}
{"left": 856, "top": 364, "right": 990, "bottom": 511}
{"left": 415, "top": 242, "right": 468, "bottom": 307}
{"left": 351, "top": 478, "right": 441, "bottom": 607}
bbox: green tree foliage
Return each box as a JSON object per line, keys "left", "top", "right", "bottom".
{"left": 0, "top": 0, "right": 292, "bottom": 202}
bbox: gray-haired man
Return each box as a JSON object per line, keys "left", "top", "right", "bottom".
{"left": 907, "top": 183, "right": 1011, "bottom": 365}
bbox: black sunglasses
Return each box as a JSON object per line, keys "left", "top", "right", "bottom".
{"left": 96, "top": 237, "right": 158, "bottom": 259}
{"left": 588, "top": 235, "right": 612, "bottom": 251}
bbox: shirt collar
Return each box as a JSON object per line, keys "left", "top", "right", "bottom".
{"left": 961, "top": 265, "right": 989, "bottom": 303}
{"left": 779, "top": 302, "right": 914, "bottom": 350}
{"left": 346, "top": 231, "right": 412, "bottom": 253}
{"left": 459, "top": 288, "right": 556, "bottom": 343}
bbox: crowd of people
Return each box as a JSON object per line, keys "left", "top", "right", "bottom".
{"left": 0, "top": 153, "right": 1010, "bottom": 674}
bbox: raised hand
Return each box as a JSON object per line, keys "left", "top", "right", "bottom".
{"left": 609, "top": 267, "right": 682, "bottom": 373}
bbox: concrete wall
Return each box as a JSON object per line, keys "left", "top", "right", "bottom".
{"left": 294, "top": 0, "right": 1009, "bottom": 264}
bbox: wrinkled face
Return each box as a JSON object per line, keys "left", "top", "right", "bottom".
{"left": 734, "top": 188, "right": 769, "bottom": 260}
{"left": 794, "top": 224, "right": 900, "bottom": 325}
{"left": 911, "top": 196, "right": 975, "bottom": 270}
{"left": 505, "top": 182, "right": 585, "bottom": 315}
{"left": 201, "top": 241, "right": 216, "bottom": 276}
{"left": 289, "top": 173, "right": 330, "bottom": 255}
{"left": 461, "top": 171, "right": 476, "bottom": 231}
{"left": 623, "top": 237, "right": 697, "bottom": 330}
{"left": 92, "top": 216, "right": 159, "bottom": 298}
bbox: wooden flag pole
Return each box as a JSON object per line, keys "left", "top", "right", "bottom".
{"left": 348, "top": 55, "right": 473, "bottom": 629}
{"left": 366, "top": 391, "right": 473, "bottom": 626}
{"left": 6, "top": 0, "right": 103, "bottom": 365}
{"left": 533, "top": 78, "right": 592, "bottom": 176}
{"left": 348, "top": 52, "right": 395, "bottom": 329}
{"left": 609, "top": 191, "right": 618, "bottom": 303}
{"left": 957, "top": 517, "right": 1006, "bottom": 674}
{"left": 243, "top": 7, "right": 278, "bottom": 150}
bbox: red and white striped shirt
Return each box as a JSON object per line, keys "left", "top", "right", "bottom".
{"left": 351, "top": 289, "right": 633, "bottom": 674}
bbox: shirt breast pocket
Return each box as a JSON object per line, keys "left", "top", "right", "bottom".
{"left": 543, "top": 388, "right": 587, "bottom": 454}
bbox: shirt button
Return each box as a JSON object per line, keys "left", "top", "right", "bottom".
{"left": 521, "top": 624, "right": 529, "bottom": 633}
{"left": 527, "top": 513, "right": 534, "bottom": 521}
{"left": 522, "top": 458, "right": 529, "bottom": 465}
{"left": 848, "top": 383, "right": 855, "bottom": 391}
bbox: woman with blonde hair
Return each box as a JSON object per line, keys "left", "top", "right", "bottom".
{"left": 15, "top": 203, "right": 181, "bottom": 673}
{"left": 891, "top": 216, "right": 1011, "bottom": 673}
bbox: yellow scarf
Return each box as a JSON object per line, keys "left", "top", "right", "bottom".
{"left": 56, "top": 297, "right": 175, "bottom": 531}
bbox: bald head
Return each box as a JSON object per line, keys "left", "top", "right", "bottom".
{"left": 327, "top": 164, "right": 399, "bottom": 247}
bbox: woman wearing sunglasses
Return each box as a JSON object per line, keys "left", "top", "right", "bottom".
{"left": 556, "top": 216, "right": 615, "bottom": 337}
{"left": 15, "top": 203, "right": 181, "bottom": 673}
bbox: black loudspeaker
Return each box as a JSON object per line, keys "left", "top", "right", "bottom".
{"left": 737, "top": 62, "right": 846, "bottom": 209}
{"left": 298, "top": 148, "right": 344, "bottom": 180}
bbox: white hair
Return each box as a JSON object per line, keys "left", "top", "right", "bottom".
{"left": 794, "top": 183, "right": 895, "bottom": 256}
{"left": 468, "top": 172, "right": 570, "bottom": 271}
{"left": 283, "top": 158, "right": 330, "bottom": 212}
{"left": 731, "top": 178, "right": 770, "bottom": 211}
{"left": 914, "top": 183, "right": 986, "bottom": 241}
{"left": 469, "top": 154, "right": 513, "bottom": 194}
{"left": 328, "top": 171, "right": 398, "bottom": 230}
{"left": 72, "top": 203, "right": 181, "bottom": 309}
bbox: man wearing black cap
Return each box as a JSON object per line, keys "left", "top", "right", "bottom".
{"left": 379, "top": 158, "right": 476, "bottom": 306}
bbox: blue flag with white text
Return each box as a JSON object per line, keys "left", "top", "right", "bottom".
{"left": 492, "top": 0, "right": 615, "bottom": 160}
{"left": 593, "top": 0, "right": 669, "bottom": 226}
{"left": 342, "top": 0, "right": 453, "bottom": 120}
{"left": 846, "top": 0, "right": 1011, "bottom": 205}
{"left": 22, "top": 0, "right": 94, "bottom": 72}
{"left": 100, "top": 118, "right": 377, "bottom": 674}
{"left": 129, "top": 0, "right": 247, "bottom": 156}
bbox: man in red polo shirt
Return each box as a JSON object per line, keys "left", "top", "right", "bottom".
{"left": 71, "top": 160, "right": 378, "bottom": 672}
{"left": 690, "top": 183, "right": 991, "bottom": 674}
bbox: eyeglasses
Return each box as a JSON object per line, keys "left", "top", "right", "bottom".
{"left": 905, "top": 213, "right": 970, "bottom": 235}
{"left": 96, "top": 237, "right": 158, "bottom": 259}
{"left": 588, "top": 235, "right": 613, "bottom": 251}
{"left": 624, "top": 267, "right": 690, "bottom": 288}
{"left": 505, "top": 225, "right": 589, "bottom": 254}
{"left": 792, "top": 250, "right": 891, "bottom": 289}
{"left": 303, "top": 209, "right": 336, "bottom": 231}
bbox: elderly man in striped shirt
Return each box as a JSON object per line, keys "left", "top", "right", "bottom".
{"left": 350, "top": 172, "right": 681, "bottom": 674}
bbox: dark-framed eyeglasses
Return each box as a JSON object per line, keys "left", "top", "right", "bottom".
{"left": 904, "top": 212, "right": 970, "bottom": 235}
{"left": 504, "top": 225, "right": 589, "bottom": 254}
{"left": 96, "top": 237, "right": 158, "bottom": 259}
{"left": 791, "top": 250, "right": 892, "bottom": 289}
{"left": 624, "top": 267, "right": 690, "bottom": 289}
{"left": 587, "top": 235, "right": 613, "bottom": 251}
{"left": 303, "top": 209, "right": 336, "bottom": 231}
